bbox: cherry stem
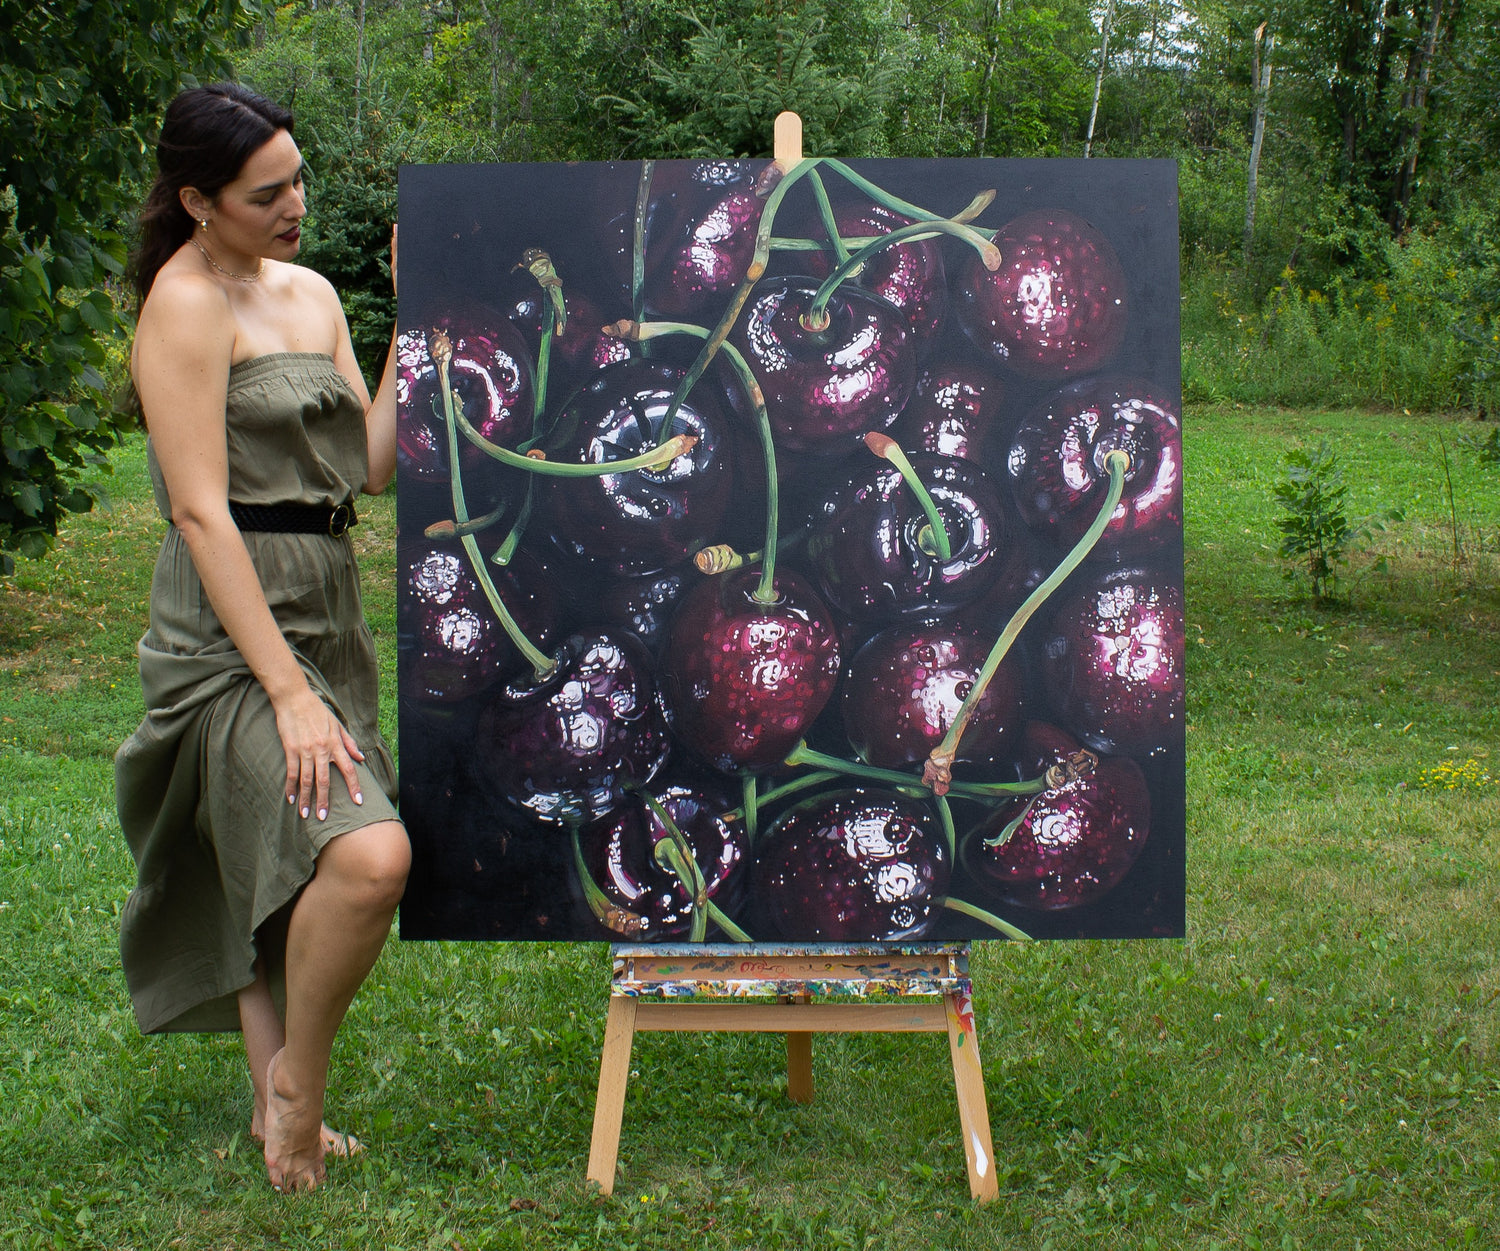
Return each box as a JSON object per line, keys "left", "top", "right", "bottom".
{"left": 951, "top": 773, "right": 1053, "bottom": 799}
{"left": 607, "top": 320, "right": 781, "bottom": 603}
{"left": 532, "top": 317, "right": 554, "bottom": 430}
{"left": 982, "top": 794, "right": 1040, "bottom": 849}
{"left": 695, "top": 525, "right": 805, "bottom": 576}
{"left": 434, "top": 340, "right": 555, "bottom": 680}
{"left": 807, "top": 168, "right": 851, "bottom": 267}
{"left": 803, "top": 219, "right": 1000, "bottom": 332}
{"left": 824, "top": 159, "right": 996, "bottom": 233}
{"left": 741, "top": 775, "right": 759, "bottom": 848}
{"left": 770, "top": 235, "right": 898, "bottom": 253}
{"left": 864, "top": 432, "right": 952, "bottom": 562}
{"left": 751, "top": 158, "right": 818, "bottom": 278}
{"left": 423, "top": 501, "right": 506, "bottom": 540}
{"left": 640, "top": 791, "right": 710, "bottom": 944}
{"left": 923, "top": 448, "right": 1130, "bottom": 795}
{"left": 571, "top": 829, "right": 650, "bottom": 940}
{"left": 781, "top": 741, "right": 1030, "bottom": 802}
{"left": 722, "top": 770, "right": 841, "bottom": 821}
{"left": 632, "top": 161, "right": 653, "bottom": 332}
{"left": 934, "top": 793, "right": 957, "bottom": 863}
{"left": 449, "top": 386, "right": 697, "bottom": 477}
{"left": 942, "top": 897, "right": 1032, "bottom": 942}
{"left": 491, "top": 481, "right": 533, "bottom": 566}
{"left": 517, "top": 248, "right": 565, "bottom": 425}
{"left": 707, "top": 901, "right": 753, "bottom": 942}
{"left": 768, "top": 236, "right": 838, "bottom": 253}
{"left": 695, "top": 544, "right": 762, "bottom": 575}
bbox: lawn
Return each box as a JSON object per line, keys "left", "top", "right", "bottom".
{"left": 1, "top": 406, "right": 1496, "bottom": 1250}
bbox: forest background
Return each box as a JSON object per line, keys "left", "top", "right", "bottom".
{"left": 3, "top": 0, "right": 1500, "bottom": 570}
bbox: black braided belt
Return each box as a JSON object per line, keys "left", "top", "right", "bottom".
{"left": 229, "top": 500, "right": 358, "bottom": 537}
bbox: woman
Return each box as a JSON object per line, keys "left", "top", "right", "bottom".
{"left": 115, "top": 82, "right": 409, "bottom": 1194}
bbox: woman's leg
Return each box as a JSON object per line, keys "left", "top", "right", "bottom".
{"left": 262, "top": 819, "right": 409, "bottom": 1192}
{"left": 237, "top": 956, "right": 283, "bottom": 1140}
{"left": 238, "top": 957, "right": 365, "bottom": 1155}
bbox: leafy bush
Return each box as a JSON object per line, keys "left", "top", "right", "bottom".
{"left": 0, "top": 0, "right": 255, "bottom": 574}
{"left": 0, "top": 188, "right": 123, "bottom": 574}
{"left": 1272, "top": 440, "right": 1403, "bottom": 602}
{"left": 1274, "top": 441, "right": 1352, "bottom": 600}
{"left": 1182, "top": 244, "right": 1500, "bottom": 415}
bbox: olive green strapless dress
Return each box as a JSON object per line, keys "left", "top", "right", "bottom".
{"left": 115, "top": 353, "right": 400, "bottom": 1034}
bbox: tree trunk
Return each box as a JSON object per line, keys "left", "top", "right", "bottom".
{"left": 974, "top": 0, "right": 1002, "bottom": 156}
{"left": 1084, "top": 0, "right": 1116, "bottom": 158}
{"left": 1244, "top": 24, "right": 1273, "bottom": 268}
{"left": 1389, "top": 0, "right": 1446, "bottom": 234}
{"left": 353, "top": 0, "right": 367, "bottom": 143}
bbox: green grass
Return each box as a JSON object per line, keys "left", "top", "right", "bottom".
{"left": 1, "top": 412, "right": 1497, "bottom": 1250}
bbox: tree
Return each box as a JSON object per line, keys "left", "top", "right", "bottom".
{"left": 0, "top": 0, "right": 258, "bottom": 574}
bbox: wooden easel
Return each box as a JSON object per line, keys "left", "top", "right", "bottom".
{"left": 585, "top": 942, "right": 1000, "bottom": 1201}
{"left": 585, "top": 113, "right": 997, "bottom": 1203}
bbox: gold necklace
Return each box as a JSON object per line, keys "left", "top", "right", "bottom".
{"left": 190, "top": 235, "right": 264, "bottom": 284}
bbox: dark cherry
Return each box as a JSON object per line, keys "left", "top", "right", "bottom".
{"left": 841, "top": 623, "right": 1024, "bottom": 770}
{"left": 398, "top": 541, "right": 558, "bottom": 704}
{"left": 598, "top": 568, "right": 689, "bottom": 654}
{"left": 805, "top": 200, "right": 947, "bottom": 351}
{"left": 394, "top": 315, "right": 534, "bottom": 483}
{"left": 956, "top": 208, "right": 1127, "bottom": 379}
{"left": 500, "top": 279, "right": 634, "bottom": 384}
{"left": 601, "top": 159, "right": 763, "bottom": 308}
{"left": 728, "top": 277, "right": 916, "bottom": 454}
{"left": 660, "top": 569, "right": 841, "bottom": 773}
{"left": 1042, "top": 567, "right": 1186, "bottom": 759}
{"left": 1007, "top": 376, "right": 1182, "bottom": 553}
{"left": 542, "top": 360, "right": 733, "bottom": 577}
{"left": 805, "top": 451, "right": 1007, "bottom": 623}
{"left": 475, "top": 629, "right": 670, "bottom": 826}
{"left": 891, "top": 363, "right": 1001, "bottom": 463}
{"left": 964, "top": 721, "right": 1150, "bottom": 911}
{"left": 576, "top": 774, "right": 747, "bottom": 941}
{"left": 753, "top": 788, "right": 951, "bottom": 941}
{"left": 648, "top": 186, "right": 765, "bottom": 321}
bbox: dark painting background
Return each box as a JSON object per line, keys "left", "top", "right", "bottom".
{"left": 395, "top": 157, "right": 1184, "bottom": 944}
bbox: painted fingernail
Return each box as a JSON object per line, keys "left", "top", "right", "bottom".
{"left": 354, "top": 792, "right": 364, "bottom": 805}
{"left": 301, "top": 806, "right": 310, "bottom": 818}
{"left": 318, "top": 808, "right": 328, "bottom": 821}
{"left": 287, "top": 794, "right": 296, "bottom": 805}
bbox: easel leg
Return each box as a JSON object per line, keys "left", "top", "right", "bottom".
{"left": 945, "top": 991, "right": 999, "bottom": 1203}
{"left": 782, "top": 993, "right": 814, "bottom": 1104}
{"left": 587, "top": 995, "right": 639, "bottom": 1195}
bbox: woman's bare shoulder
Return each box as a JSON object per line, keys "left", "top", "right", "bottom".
{"left": 133, "top": 256, "right": 235, "bottom": 388}
{"left": 136, "top": 258, "right": 235, "bottom": 349}
{"left": 280, "top": 259, "right": 342, "bottom": 307}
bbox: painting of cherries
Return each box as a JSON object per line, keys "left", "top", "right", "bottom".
{"left": 395, "top": 156, "right": 1184, "bottom": 944}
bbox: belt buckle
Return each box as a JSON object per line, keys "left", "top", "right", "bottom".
{"left": 328, "top": 503, "right": 352, "bottom": 537}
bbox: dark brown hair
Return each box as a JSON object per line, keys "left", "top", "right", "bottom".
{"left": 129, "top": 83, "right": 295, "bottom": 306}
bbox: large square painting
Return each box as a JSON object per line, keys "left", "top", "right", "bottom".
{"left": 395, "top": 157, "right": 1184, "bottom": 944}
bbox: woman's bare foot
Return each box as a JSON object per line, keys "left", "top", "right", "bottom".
{"left": 251, "top": 1113, "right": 364, "bottom": 1159}
{"left": 263, "top": 1048, "right": 326, "bottom": 1193}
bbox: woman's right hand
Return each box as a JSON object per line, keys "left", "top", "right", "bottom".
{"left": 272, "top": 684, "right": 367, "bottom": 821}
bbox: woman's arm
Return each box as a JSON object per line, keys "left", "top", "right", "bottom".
{"left": 135, "top": 272, "right": 367, "bottom": 822}
{"left": 331, "top": 227, "right": 399, "bottom": 495}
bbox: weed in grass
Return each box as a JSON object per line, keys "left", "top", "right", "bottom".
{"left": 1409, "top": 757, "right": 1497, "bottom": 793}
{"left": 1274, "top": 440, "right": 1355, "bottom": 601}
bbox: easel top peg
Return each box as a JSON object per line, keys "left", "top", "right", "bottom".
{"left": 774, "top": 111, "right": 804, "bottom": 170}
